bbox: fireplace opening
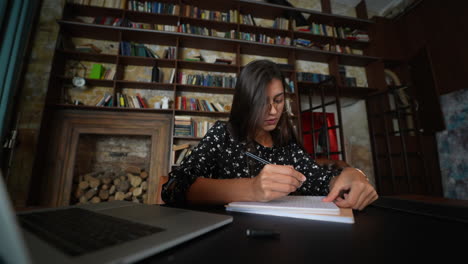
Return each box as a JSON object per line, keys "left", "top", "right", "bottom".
{"left": 71, "top": 134, "right": 152, "bottom": 205}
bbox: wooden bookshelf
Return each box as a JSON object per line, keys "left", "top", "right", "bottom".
{"left": 44, "top": 0, "right": 382, "bottom": 171}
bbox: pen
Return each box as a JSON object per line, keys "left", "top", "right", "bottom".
{"left": 246, "top": 228, "right": 280, "bottom": 238}
{"left": 245, "top": 152, "right": 271, "bottom": 164}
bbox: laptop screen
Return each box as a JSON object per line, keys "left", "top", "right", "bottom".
{"left": 0, "top": 173, "right": 32, "bottom": 264}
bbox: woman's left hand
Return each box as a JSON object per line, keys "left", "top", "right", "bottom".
{"left": 322, "top": 167, "right": 378, "bottom": 210}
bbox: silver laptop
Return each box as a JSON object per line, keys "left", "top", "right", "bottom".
{"left": 0, "top": 173, "right": 232, "bottom": 264}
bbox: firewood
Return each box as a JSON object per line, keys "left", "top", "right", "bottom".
{"left": 129, "top": 174, "right": 142, "bottom": 187}
{"left": 102, "top": 177, "right": 112, "bottom": 185}
{"left": 127, "top": 173, "right": 134, "bottom": 181}
{"left": 91, "top": 197, "right": 101, "bottom": 203}
{"left": 108, "top": 195, "right": 115, "bottom": 202}
{"left": 119, "top": 175, "right": 126, "bottom": 181}
{"left": 132, "top": 197, "right": 140, "bottom": 203}
{"left": 88, "top": 177, "right": 101, "bottom": 189}
{"left": 78, "top": 181, "right": 89, "bottom": 190}
{"left": 124, "top": 192, "right": 133, "bottom": 200}
{"left": 79, "top": 195, "right": 88, "bottom": 204}
{"left": 113, "top": 178, "right": 121, "bottom": 186}
{"left": 132, "top": 187, "right": 142, "bottom": 197}
{"left": 117, "top": 180, "right": 130, "bottom": 192}
{"left": 101, "top": 184, "right": 109, "bottom": 190}
{"left": 141, "top": 181, "right": 148, "bottom": 191}
{"left": 83, "top": 171, "right": 101, "bottom": 182}
{"left": 140, "top": 171, "right": 148, "bottom": 179}
{"left": 103, "top": 171, "right": 114, "bottom": 179}
{"left": 85, "top": 188, "right": 97, "bottom": 200}
{"left": 74, "top": 187, "right": 84, "bottom": 199}
{"left": 99, "top": 189, "right": 109, "bottom": 200}
{"left": 109, "top": 185, "right": 116, "bottom": 195}
{"left": 115, "top": 191, "right": 125, "bottom": 201}
{"left": 125, "top": 166, "right": 141, "bottom": 175}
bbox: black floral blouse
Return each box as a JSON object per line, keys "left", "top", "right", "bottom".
{"left": 162, "top": 121, "right": 341, "bottom": 205}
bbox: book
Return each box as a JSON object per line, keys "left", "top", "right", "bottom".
{"left": 173, "top": 143, "right": 190, "bottom": 151}
{"left": 75, "top": 43, "right": 101, "bottom": 53}
{"left": 136, "top": 93, "right": 147, "bottom": 108}
{"left": 225, "top": 196, "right": 354, "bottom": 224}
{"left": 151, "top": 66, "right": 160, "bottom": 82}
{"left": 89, "top": 63, "right": 104, "bottom": 79}
{"left": 168, "top": 68, "right": 176, "bottom": 84}
{"left": 214, "top": 58, "right": 232, "bottom": 65}
{"left": 175, "top": 148, "right": 189, "bottom": 164}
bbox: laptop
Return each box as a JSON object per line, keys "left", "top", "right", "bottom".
{"left": 0, "top": 173, "right": 233, "bottom": 264}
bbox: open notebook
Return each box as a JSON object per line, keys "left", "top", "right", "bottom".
{"left": 225, "top": 196, "right": 354, "bottom": 224}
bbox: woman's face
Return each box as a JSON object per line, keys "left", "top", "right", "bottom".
{"left": 259, "top": 78, "right": 285, "bottom": 133}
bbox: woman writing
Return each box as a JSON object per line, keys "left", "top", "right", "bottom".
{"left": 162, "top": 60, "right": 377, "bottom": 210}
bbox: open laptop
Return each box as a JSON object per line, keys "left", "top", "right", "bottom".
{"left": 0, "top": 173, "right": 233, "bottom": 264}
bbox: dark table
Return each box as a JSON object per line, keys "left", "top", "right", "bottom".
{"left": 139, "top": 197, "right": 468, "bottom": 264}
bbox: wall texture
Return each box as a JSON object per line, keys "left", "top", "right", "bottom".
{"left": 436, "top": 88, "right": 468, "bottom": 200}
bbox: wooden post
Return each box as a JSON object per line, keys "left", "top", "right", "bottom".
{"left": 356, "top": 0, "right": 369, "bottom": 19}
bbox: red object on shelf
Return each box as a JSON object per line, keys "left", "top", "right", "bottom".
{"left": 301, "top": 112, "right": 339, "bottom": 160}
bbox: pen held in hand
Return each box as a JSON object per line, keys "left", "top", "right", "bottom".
{"left": 245, "top": 152, "right": 271, "bottom": 164}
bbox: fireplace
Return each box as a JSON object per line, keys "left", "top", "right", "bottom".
{"left": 40, "top": 110, "right": 171, "bottom": 207}
{"left": 71, "top": 134, "right": 152, "bottom": 204}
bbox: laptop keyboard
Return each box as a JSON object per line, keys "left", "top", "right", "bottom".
{"left": 18, "top": 207, "right": 165, "bottom": 256}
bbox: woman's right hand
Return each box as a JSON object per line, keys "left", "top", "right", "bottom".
{"left": 250, "top": 164, "right": 306, "bottom": 202}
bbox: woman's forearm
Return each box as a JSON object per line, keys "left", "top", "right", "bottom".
{"left": 186, "top": 177, "right": 255, "bottom": 204}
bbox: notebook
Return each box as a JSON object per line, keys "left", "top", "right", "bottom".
{"left": 226, "top": 196, "right": 354, "bottom": 224}
{"left": 0, "top": 173, "right": 233, "bottom": 264}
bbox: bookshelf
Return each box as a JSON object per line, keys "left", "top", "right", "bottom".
{"left": 47, "top": 0, "right": 381, "bottom": 168}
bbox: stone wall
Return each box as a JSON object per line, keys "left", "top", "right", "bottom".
{"left": 7, "top": 0, "right": 66, "bottom": 207}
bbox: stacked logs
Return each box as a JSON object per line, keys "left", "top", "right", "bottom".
{"left": 74, "top": 166, "right": 149, "bottom": 204}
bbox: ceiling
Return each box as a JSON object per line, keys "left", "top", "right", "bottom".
{"left": 331, "top": 0, "right": 413, "bottom": 18}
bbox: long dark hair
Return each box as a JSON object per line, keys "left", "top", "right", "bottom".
{"left": 228, "top": 60, "right": 296, "bottom": 147}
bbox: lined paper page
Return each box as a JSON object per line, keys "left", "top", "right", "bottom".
{"left": 227, "top": 196, "right": 340, "bottom": 215}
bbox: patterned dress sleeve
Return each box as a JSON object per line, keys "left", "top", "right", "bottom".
{"left": 161, "top": 121, "right": 226, "bottom": 205}
{"left": 288, "top": 142, "right": 342, "bottom": 196}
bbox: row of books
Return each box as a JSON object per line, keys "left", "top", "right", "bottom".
{"left": 297, "top": 72, "right": 331, "bottom": 83}
{"left": 72, "top": 2, "right": 369, "bottom": 43}
{"left": 239, "top": 33, "right": 292, "bottom": 46}
{"left": 174, "top": 96, "right": 227, "bottom": 113}
{"left": 69, "top": 0, "right": 125, "bottom": 8}
{"left": 92, "top": 16, "right": 175, "bottom": 32}
{"left": 293, "top": 39, "right": 357, "bottom": 54}
{"left": 119, "top": 42, "right": 176, "bottom": 59}
{"left": 119, "top": 42, "right": 156, "bottom": 57}
{"left": 127, "top": 1, "right": 179, "bottom": 15}
{"left": 178, "top": 73, "right": 237, "bottom": 88}
{"left": 151, "top": 67, "right": 175, "bottom": 83}
{"left": 284, "top": 77, "right": 295, "bottom": 93}
{"left": 184, "top": 5, "right": 238, "bottom": 23}
{"left": 272, "top": 17, "right": 290, "bottom": 30}
{"left": 86, "top": 16, "right": 365, "bottom": 49}
{"left": 295, "top": 23, "right": 370, "bottom": 42}
{"left": 239, "top": 14, "right": 256, "bottom": 26}
{"left": 95, "top": 92, "right": 149, "bottom": 108}
{"left": 177, "top": 24, "right": 236, "bottom": 39}
{"left": 101, "top": 68, "right": 115, "bottom": 80}
{"left": 174, "top": 116, "right": 215, "bottom": 138}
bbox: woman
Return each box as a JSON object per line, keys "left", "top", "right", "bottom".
{"left": 162, "top": 60, "right": 377, "bottom": 210}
